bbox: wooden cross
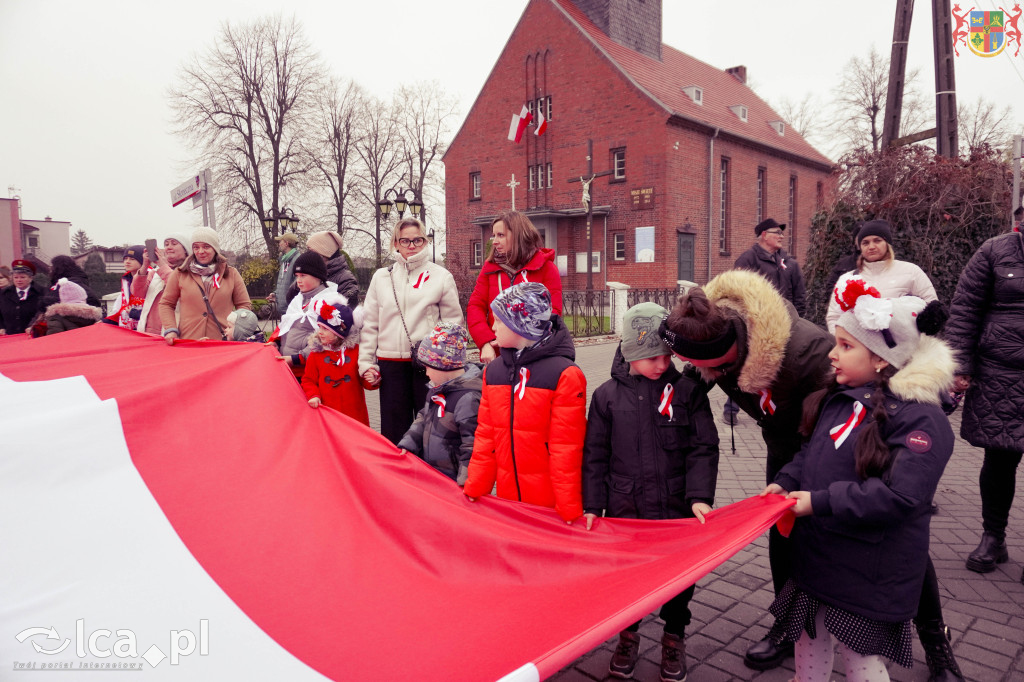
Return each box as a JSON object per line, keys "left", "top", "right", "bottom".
{"left": 567, "top": 139, "right": 615, "bottom": 290}
{"left": 506, "top": 173, "right": 521, "bottom": 210}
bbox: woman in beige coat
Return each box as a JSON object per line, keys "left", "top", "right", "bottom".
{"left": 160, "top": 227, "right": 251, "bottom": 343}
{"left": 359, "top": 218, "right": 463, "bottom": 443}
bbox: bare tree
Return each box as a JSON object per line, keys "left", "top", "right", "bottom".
{"left": 394, "top": 81, "right": 460, "bottom": 232}
{"left": 830, "top": 46, "right": 926, "bottom": 155}
{"left": 169, "top": 15, "right": 323, "bottom": 255}
{"left": 354, "top": 95, "right": 405, "bottom": 268}
{"left": 772, "top": 93, "right": 829, "bottom": 152}
{"left": 958, "top": 98, "right": 1017, "bottom": 153}
{"left": 305, "top": 77, "right": 367, "bottom": 245}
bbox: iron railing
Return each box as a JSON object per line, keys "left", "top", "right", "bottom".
{"left": 560, "top": 289, "right": 612, "bottom": 337}
{"left": 626, "top": 287, "right": 683, "bottom": 311}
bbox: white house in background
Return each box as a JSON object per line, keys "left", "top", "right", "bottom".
{"left": 0, "top": 197, "right": 72, "bottom": 268}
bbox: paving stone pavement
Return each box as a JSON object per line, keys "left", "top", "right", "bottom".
{"left": 367, "top": 338, "right": 1024, "bottom": 682}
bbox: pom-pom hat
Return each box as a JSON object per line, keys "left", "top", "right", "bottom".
{"left": 56, "top": 278, "right": 87, "bottom": 305}
{"left": 834, "top": 278, "right": 946, "bottom": 369}
{"left": 315, "top": 293, "right": 359, "bottom": 340}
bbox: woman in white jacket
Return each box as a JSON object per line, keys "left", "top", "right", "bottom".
{"left": 826, "top": 219, "right": 937, "bottom": 334}
{"left": 359, "top": 218, "right": 464, "bottom": 443}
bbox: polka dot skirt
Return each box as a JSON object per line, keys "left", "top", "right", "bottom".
{"left": 768, "top": 580, "right": 914, "bottom": 668}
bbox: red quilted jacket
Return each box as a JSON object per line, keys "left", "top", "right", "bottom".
{"left": 466, "top": 248, "right": 563, "bottom": 349}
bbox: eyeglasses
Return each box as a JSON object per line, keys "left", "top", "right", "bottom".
{"left": 763, "top": 229, "right": 784, "bottom": 236}
{"left": 398, "top": 237, "right": 427, "bottom": 247}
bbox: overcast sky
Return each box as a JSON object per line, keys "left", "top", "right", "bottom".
{"left": 1, "top": 0, "right": 1021, "bottom": 250}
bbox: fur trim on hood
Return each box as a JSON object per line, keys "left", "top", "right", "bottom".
{"left": 44, "top": 302, "right": 104, "bottom": 321}
{"left": 888, "top": 335, "right": 955, "bottom": 405}
{"left": 702, "top": 269, "right": 792, "bottom": 394}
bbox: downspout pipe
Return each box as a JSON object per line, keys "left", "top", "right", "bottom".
{"left": 707, "top": 127, "right": 720, "bottom": 283}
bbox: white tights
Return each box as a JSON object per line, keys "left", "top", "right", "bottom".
{"left": 793, "top": 607, "right": 890, "bottom": 682}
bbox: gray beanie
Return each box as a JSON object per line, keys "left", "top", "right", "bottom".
{"left": 621, "top": 302, "right": 671, "bottom": 362}
{"left": 835, "top": 288, "right": 927, "bottom": 369}
{"left": 227, "top": 309, "right": 261, "bottom": 342}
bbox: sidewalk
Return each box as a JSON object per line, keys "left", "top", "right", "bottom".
{"left": 368, "top": 339, "right": 1024, "bottom": 682}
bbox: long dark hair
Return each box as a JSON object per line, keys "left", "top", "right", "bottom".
{"left": 800, "top": 365, "right": 897, "bottom": 480}
{"left": 49, "top": 255, "right": 90, "bottom": 284}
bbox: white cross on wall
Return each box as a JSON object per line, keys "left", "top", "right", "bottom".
{"left": 506, "top": 174, "right": 520, "bottom": 210}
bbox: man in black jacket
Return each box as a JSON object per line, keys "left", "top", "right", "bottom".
{"left": 0, "top": 260, "right": 44, "bottom": 335}
{"left": 734, "top": 218, "right": 806, "bottom": 316}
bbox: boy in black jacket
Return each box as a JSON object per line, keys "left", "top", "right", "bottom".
{"left": 583, "top": 302, "right": 720, "bottom": 682}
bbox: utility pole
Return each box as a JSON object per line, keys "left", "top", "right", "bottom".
{"left": 932, "top": 0, "right": 959, "bottom": 157}
{"left": 882, "top": 0, "right": 915, "bottom": 149}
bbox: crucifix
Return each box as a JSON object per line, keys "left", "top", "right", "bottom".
{"left": 567, "top": 139, "right": 615, "bottom": 290}
{"left": 506, "top": 173, "right": 521, "bottom": 210}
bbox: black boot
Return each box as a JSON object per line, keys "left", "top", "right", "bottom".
{"left": 915, "top": 620, "right": 964, "bottom": 682}
{"left": 965, "top": 532, "right": 1008, "bottom": 573}
{"left": 743, "top": 636, "right": 793, "bottom": 671}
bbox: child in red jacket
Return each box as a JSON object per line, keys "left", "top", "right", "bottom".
{"left": 301, "top": 293, "right": 376, "bottom": 425}
{"left": 462, "top": 282, "right": 586, "bottom": 523}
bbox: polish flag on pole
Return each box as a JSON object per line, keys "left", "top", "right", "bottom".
{"left": 534, "top": 109, "right": 547, "bottom": 136}
{"left": 507, "top": 104, "right": 533, "bottom": 143}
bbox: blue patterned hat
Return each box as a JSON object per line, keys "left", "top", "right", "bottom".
{"left": 417, "top": 322, "right": 468, "bottom": 370}
{"left": 490, "top": 282, "right": 552, "bottom": 341}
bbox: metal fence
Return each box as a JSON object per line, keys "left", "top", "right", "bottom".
{"left": 626, "top": 287, "right": 684, "bottom": 311}
{"left": 560, "top": 289, "right": 612, "bottom": 337}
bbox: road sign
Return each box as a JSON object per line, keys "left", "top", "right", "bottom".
{"left": 171, "top": 175, "right": 205, "bottom": 207}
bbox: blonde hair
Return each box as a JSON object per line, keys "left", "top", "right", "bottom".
{"left": 855, "top": 240, "right": 895, "bottom": 272}
{"left": 391, "top": 218, "right": 427, "bottom": 250}
{"left": 487, "top": 210, "right": 543, "bottom": 268}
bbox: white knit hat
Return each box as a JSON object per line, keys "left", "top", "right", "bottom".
{"left": 191, "top": 227, "right": 221, "bottom": 254}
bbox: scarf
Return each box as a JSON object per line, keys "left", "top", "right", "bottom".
{"left": 189, "top": 261, "right": 218, "bottom": 278}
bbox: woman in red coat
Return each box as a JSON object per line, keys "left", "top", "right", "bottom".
{"left": 466, "top": 210, "right": 563, "bottom": 364}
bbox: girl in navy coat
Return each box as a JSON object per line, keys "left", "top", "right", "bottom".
{"left": 762, "top": 280, "right": 956, "bottom": 681}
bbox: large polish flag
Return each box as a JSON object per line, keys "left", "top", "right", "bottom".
{"left": 0, "top": 326, "right": 793, "bottom": 681}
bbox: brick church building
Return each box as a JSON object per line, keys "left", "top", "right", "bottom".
{"left": 443, "top": 0, "right": 833, "bottom": 291}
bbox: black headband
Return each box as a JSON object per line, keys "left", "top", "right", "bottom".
{"left": 658, "top": 318, "right": 738, "bottom": 361}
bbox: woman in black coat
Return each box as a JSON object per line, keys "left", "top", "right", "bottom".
{"left": 945, "top": 226, "right": 1024, "bottom": 580}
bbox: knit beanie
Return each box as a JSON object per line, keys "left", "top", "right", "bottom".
{"left": 56, "top": 277, "right": 87, "bottom": 305}
{"left": 856, "top": 219, "right": 893, "bottom": 245}
{"left": 293, "top": 250, "right": 328, "bottom": 283}
{"left": 165, "top": 231, "right": 192, "bottom": 252}
{"left": 490, "top": 282, "right": 552, "bottom": 341}
{"left": 417, "top": 322, "right": 469, "bottom": 370}
{"left": 315, "top": 293, "right": 359, "bottom": 340}
{"left": 621, "top": 302, "right": 671, "bottom": 362}
{"left": 123, "top": 245, "right": 145, "bottom": 264}
{"left": 227, "top": 309, "right": 261, "bottom": 341}
{"left": 191, "top": 226, "right": 222, "bottom": 254}
{"left": 834, "top": 278, "right": 946, "bottom": 369}
{"left": 306, "top": 231, "right": 344, "bottom": 258}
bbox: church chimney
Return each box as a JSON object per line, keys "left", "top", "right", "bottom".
{"left": 574, "top": 0, "right": 662, "bottom": 61}
{"left": 726, "top": 65, "right": 747, "bottom": 84}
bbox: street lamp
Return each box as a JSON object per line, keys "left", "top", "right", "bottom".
{"left": 427, "top": 228, "right": 436, "bottom": 263}
{"left": 263, "top": 207, "right": 301, "bottom": 235}
{"left": 378, "top": 187, "right": 422, "bottom": 222}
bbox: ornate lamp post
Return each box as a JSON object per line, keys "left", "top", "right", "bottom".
{"left": 376, "top": 187, "right": 425, "bottom": 265}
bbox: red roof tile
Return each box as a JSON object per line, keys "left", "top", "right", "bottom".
{"left": 551, "top": 0, "right": 833, "bottom": 168}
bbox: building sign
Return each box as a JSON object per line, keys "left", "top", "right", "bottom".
{"left": 630, "top": 187, "right": 655, "bottom": 210}
{"left": 635, "top": 226, "right": 655, "bottom": 262}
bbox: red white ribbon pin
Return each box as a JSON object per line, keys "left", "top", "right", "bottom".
{"left": 658, "top": 384, "right": 674, "bottom": 420}
{"left": 413, "top": 271, "right": 430, "bottom": 289}
{"left": 758, "top": 389, "right": 776, "bottom": 415}
{"left": 829, "top": 401, "right": 866, "bottom": 449}
{"left": 514, "top": 368, "right": 530, "bottom": 400}
{"left": 430, "top": 394, "right": 446, "bottom": 418}
{"left": 212, "top": 273, "right": 222, "bottom": 289}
